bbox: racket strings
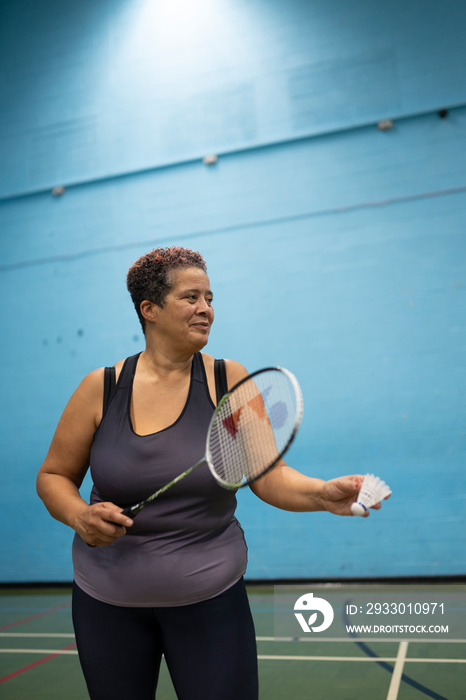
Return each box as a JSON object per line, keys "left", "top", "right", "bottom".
{"left": 207, "top": 370, "right": 300, "bottom": 487}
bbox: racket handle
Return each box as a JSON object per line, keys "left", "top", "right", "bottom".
{"left": 106, "top": 504, "right": 143, "bottom": 531}
{"left": 120, "top": 503, "right": 144, "bottom": 519}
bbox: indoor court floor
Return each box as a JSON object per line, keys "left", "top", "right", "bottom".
{"left": 0, "top": 583, "right": 464, "bottom": 700}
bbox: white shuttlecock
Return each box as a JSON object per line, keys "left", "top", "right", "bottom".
{"left": 351, "top": 473, "right": 391, "bottom": 516}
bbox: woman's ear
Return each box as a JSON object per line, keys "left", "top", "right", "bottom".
{"left": 140, "top": 300, "right": 159, "bottom": 325}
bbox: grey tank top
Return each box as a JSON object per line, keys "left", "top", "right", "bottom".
{"left": 72, "top": 352, "right": 247, "bottom": 607}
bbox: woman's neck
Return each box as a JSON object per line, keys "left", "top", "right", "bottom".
{"left": 139, "top": 342, "right": 194, "bottom": 378}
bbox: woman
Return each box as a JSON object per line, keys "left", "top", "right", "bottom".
{"left": 37, "top": 246, "right": 382, "bottom": 700}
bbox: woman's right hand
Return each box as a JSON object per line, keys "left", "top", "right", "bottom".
{"left": 73, "top": 502, "right": 134, "bottom": 547}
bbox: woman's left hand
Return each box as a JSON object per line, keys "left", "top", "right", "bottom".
{"left": 321, "top": 475, "right": 382, "bottom": 517}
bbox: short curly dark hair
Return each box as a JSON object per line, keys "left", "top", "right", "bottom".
{"left": 126, "top": 246, "right": 207, "bottom": 333}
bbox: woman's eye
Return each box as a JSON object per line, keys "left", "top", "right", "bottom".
{"left": 185, "top": 294, "right": 213, "bottom": 304}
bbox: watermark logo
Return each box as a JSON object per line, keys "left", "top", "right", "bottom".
{"left": 276, "top": 586, "right": 462, "bottom": 640}
{"left": 294, "top": 593, "right": 334, "bottom": 633}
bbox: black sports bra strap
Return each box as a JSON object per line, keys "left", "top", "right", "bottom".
{"left": 214, "top": 359, "right": 228, "bottom": 405}
{"left": 103, "top": 366, "right": 116, "bottom": 414}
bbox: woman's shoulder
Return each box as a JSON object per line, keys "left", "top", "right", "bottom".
{"left": 78, "top": 356, "right": 127, "bottom": 392}
{"left": 200, "top": 353, "right": 249, "bottom": 389}
{"left": 97, "top": 355, "right": 136, "bottom": 383}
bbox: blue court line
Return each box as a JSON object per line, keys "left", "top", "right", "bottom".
{"left": 343, "top": 600, "right": 449, "bottom": 700}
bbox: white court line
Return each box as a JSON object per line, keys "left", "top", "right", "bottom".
{"left": 259, "top": 655, "right": 397, "bottom": 661}
{"left": 386, "top": 641, "right": 408, "bottom": 700}
{"left": 0, "top": 633, "right": 74, "bottom": 638}
{"left": 258, "top": 655, "right": 465, "bottom": 663}
{"left": 0, "top": 649, "right": 78, "bottom": 655}
{"left": 404, "top": 658, "right": 466, "bottom": 663}
{"left": 256, "top": 636, "right": 466, "bottom": 643}
{"left": 1, "top": 633, "right": 465, "bottom": 643}
{"left": 0, "top": 648, "right": 464, "bottom": 664}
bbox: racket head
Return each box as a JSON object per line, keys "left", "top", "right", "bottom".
{"left": 206, "top": 366, "right": 303, "bottom": 489}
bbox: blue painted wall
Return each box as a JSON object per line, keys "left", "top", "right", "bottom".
{"left": 1, "top": 0, "right": 465, "bottom": 582}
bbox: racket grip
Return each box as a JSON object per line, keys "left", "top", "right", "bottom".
{"left": 120, "top": 503, "right": 144, "bottom": 519}
{"left": 106, "top": 504, "right": 143, "bottom": 531}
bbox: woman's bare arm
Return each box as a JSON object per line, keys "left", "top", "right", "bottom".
{"left": 37, "top": 368, "right": 133, "bottom": 546}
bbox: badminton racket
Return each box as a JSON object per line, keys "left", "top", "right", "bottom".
{"left": 120, "top": 366, "right": 303, "bottom": 519}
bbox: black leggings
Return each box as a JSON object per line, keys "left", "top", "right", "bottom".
{"left": 72, "top": 579, "right": 258, "bottom": 700}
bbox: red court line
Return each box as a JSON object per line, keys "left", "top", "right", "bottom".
{"left": 0, "top": 602, "right": 71, "bottom": 632}
{"left": 0, "top": 641, "right": 77, "bottom": 684}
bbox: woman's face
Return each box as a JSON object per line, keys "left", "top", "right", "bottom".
{"left": 153, "top": 266, "right": 214, "bottom": 351}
